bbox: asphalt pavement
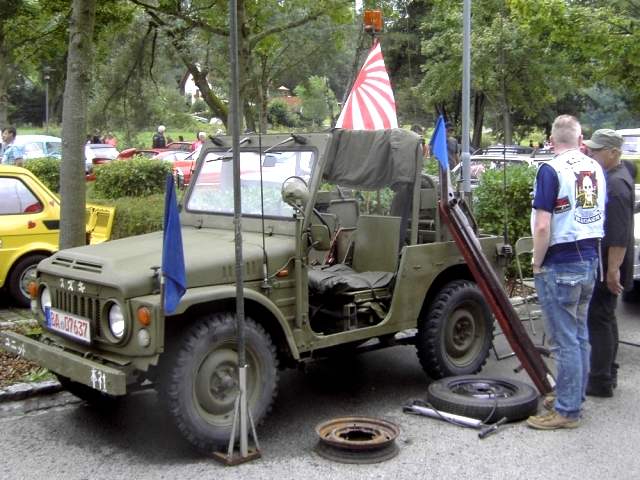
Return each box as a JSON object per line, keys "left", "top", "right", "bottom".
{"left": 0, "top": 298, "right": 639, "bottom": 479}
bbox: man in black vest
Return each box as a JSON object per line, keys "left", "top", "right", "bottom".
{"left": 584, "top": 129, "right": 635, "bottom": 398}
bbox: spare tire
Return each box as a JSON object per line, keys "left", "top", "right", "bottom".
{"left": 427, "top": 375, "right": 538, "bottom": 423}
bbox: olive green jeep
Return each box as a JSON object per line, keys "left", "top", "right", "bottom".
{"left": 0, "top": 129, "right": 507, "bottom": 453}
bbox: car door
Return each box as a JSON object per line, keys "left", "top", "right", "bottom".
{"left": 0, "top": 172, "right": 59, "bottom": 288}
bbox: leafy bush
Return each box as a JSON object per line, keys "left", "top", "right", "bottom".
{"left": 475, "top": 163, "right": 537, "bottom": 244}
{"left": 267, "top": 99, "right": 296, "bottom": 127}
{"left": 24, "top": 157, "right": 61, "bottom": 192}
{"left": 108, "top": 194, "right": 165, "bottom": 239}
{"left": 93, "top": 157, "right": 172, "bottom": 199}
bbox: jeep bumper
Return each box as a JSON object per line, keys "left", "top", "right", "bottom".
{"left": 0, "top": 331, "right": 126, "bottom": 396}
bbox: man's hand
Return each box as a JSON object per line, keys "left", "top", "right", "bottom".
{"left": 606, "top": 268, "right": 623, "bottom": 295}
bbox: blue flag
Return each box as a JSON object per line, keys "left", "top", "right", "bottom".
{"left": 429, "top": 115, "right": 449, "bottom": 171}
{"left": 162, "top": 174, "right": 186, "bottom": 314}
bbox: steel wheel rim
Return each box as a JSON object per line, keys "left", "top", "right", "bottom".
{"left": 444, "top": 301, "right": 485, "bottom": 367}
{"left": 450, "top": 379, "right": 517, "bottom": 399}
{"left": 192, "top": 341, "right": 260, "bottom": 426}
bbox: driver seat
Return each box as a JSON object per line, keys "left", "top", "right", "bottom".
{"left": 308, "top": 215, "right": 401, "bottom": 295}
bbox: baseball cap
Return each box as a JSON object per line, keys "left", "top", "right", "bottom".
{"left": 583, "top": 129, "right": 623, "bottom": 150}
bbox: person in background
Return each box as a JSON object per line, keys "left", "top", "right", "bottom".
{"left": 1, "top": 126, "right": 25, "bottom": 166}
{"left": 445, "top": 122, "right": 459, "bottom": 169}
{"left": 584, "top": 129, "right": 634, "bottom": 398}
{"left": 152, "top": 125, "right": 167, "bottom": 148}
{"left": 104, "top": 132, "right": 117, "bottom": 147}
{"left": 527, "top": 115, "right": 605, "bottom": 430}
{"left": 191, "top": 131, "right": 206, "bottom": 151}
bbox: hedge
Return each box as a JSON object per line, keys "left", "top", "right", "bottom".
{"left": 24, "top": 157, "right": 61, "bottom": 192}
{"left": 93, "top": 157, "right": 172, "bottom": 199}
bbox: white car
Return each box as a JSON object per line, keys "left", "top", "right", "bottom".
{"left": 12, "top": 134, "right": 62, "bottom": 160}
{"left": 85, "top": 143, "right": 120, "bottom": 173}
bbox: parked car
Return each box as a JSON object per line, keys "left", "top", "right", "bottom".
{"left": 617, "top": 128, "right": 640, "bottom": 163}
{"left": 117, "top": 148, "right": 196, "bottom": 186}
{"left": 0, "top": 165, "right": 115, "bottom": 306}
{"left": 85, "top": 143, "right": 119, "bottom": 173}
{"left": 12, "top": 134, "right": 62, "bottom": 160}
{"left": 452, "top": 153, "right": 534, "bottom": 189}
{"left": 476, "top": 144, "right": 534, "bottom": 156}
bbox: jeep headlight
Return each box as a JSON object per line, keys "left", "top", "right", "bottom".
{"left": 108, "top": 303, "right": 125, "bottom": 339}
{"left": 40, "top": 286, "right": 51, "bottom": 314}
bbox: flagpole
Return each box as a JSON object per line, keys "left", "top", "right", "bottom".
{"left": 461, "top": 0, "right": 472, "bottom": 197}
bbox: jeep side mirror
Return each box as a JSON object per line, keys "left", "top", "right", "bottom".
{"left": 281, "top": 176, "right": 309, "bottom": 211}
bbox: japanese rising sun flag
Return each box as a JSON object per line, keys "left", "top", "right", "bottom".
{"left": 336, "top": 41, "right": 398, "bottom": 130}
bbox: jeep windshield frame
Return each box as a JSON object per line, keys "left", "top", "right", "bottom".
{"left": 185, "top": 148, "right": 316, "bottom": 220}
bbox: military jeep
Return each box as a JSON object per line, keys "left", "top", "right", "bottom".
{"left": 0, "top": 129, "right": 506, "bottom": 453}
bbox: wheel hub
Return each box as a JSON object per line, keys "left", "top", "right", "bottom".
{"left": 447, "top": 309, "right": 478, "bottom": 356}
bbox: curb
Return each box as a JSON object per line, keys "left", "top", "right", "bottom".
{"left": 0, "top": 379, "right": 62, "bottom": 403}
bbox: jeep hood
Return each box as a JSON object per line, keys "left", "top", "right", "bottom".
{"left": 38, "top": 227, "right": 294, "bottom": 298}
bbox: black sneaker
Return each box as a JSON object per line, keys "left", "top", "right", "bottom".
{"left": 586, "top": 383, "right": 613, "bottom": 398}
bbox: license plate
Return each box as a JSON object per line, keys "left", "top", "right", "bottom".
{"left": 45, "top": 307, "right": 91, "bottom": 344}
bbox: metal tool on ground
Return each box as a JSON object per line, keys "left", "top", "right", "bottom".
{"left": 314, "top": 416, "right": 400, "bottom": 464}
{"left": 403, "top": 400, "right": 507, "bottom": 440}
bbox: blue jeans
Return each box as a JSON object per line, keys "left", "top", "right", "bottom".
{"left": 534, "top": 258, "right": 597, "bottom": 419}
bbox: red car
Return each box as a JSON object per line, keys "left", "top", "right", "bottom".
{"left": 117, "top": 148, "right": 197, "bottom": 186}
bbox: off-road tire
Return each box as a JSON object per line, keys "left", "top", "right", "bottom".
{"left": 427, "top": 375, "right": 538, "bottom": 422}
{"left": 9, "top": 254, "right": 47, "bottom": 307}
{"left": 159, "top": 313, "right": 278, "bottom": 453}
{"left": 416, "top": 280, "right": 493, "bottom": 379}
{"left": 56, "top": 374, "right": 121, "bottom": 407}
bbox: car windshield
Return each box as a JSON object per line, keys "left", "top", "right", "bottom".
{"left": 187, "top": 150, "right": 315, "bottom": 218}
{"left": 46, "top": 142, "right": 62, "bottom": 156}
{"left": 622, "top": 136, "right": 640, "bottom": 154}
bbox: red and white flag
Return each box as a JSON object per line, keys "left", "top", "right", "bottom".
{"left": 336, "top": 41, "right": 398, "bottom": 130}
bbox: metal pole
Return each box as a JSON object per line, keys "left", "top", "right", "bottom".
{"left": 461, "top": 0, "right": 471, "bottom": 194}
{"left": 44, "top": 73, "right": 50, "bottom": 134}
{"left": 229, "top": 0, "right": 248, "bottom": 458}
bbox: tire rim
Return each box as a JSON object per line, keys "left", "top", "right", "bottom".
{"left": 450, "top": 379, "right": 517, "bottom": 399}
{"left": 444, "top": 301, "right": 485, "bottom": 367}
{"left": 192, "top": 341, "right": 260, "bottom": 427}
{"left": 19, "top": 264, "right": 38, "bottom": 300}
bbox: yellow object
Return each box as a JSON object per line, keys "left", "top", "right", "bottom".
{"left": 0, "top": 165, "right": 115, "bottom": 299}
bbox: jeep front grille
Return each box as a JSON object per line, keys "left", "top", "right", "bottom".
{"left": 51, "top": 255, "right": 103, "bottom": 274}
{"left": 54, "top": 290, "right": 101, "bottom": 325}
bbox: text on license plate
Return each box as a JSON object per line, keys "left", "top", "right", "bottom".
{"left": 45, "top": 307, "right": 91, "bottom": 343}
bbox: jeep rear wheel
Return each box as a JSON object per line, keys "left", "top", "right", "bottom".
{"left": 416, "top": 280, "right": 493, "bottom": 379}
{"left": 159, "top": 313, "right": 278, "bottom": 453}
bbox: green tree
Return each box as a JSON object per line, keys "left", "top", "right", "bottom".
{"left": 129, "top": 0, "right": 352, "bottom": 131}
{"left": 294, "top": 76, "right": 337, "bottom": 127}
{"left": 417, "top": 0, "right": 574, "bottom": 147}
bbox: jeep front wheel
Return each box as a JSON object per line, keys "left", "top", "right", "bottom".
{"left": 159, "top": 313, "right": 278, "bottom": 453}
{"left": 416, "top": 280, "right": 493, "bottom": 379}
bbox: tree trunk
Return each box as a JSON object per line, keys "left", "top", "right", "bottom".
{"left": 502, "top": 108, "right": 513, "bottom": 145}
{"left": 472, "top": 91, "right": 486, "bottom": 150}
{"left": 59, "top": 0, "right": 96, "bottom": 249}
{"left": 0, "top": 47, "right": 9, "bottom": 127}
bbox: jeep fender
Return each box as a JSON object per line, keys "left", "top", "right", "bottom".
{"left": 172, "top": 285, "right": 300, "bottom": 360}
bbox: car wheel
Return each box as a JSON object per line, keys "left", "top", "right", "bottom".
{"left": 159, "top": 313, "right": 278, "bottom": 453}
{"left": 416, "top": 280, "right": 493, "bottom": 379}
{"left": 427, "top": 375, "right": 539, "bottom": 422}
{"left": 8, "top": 254, "right": 47, "bottom": 308}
